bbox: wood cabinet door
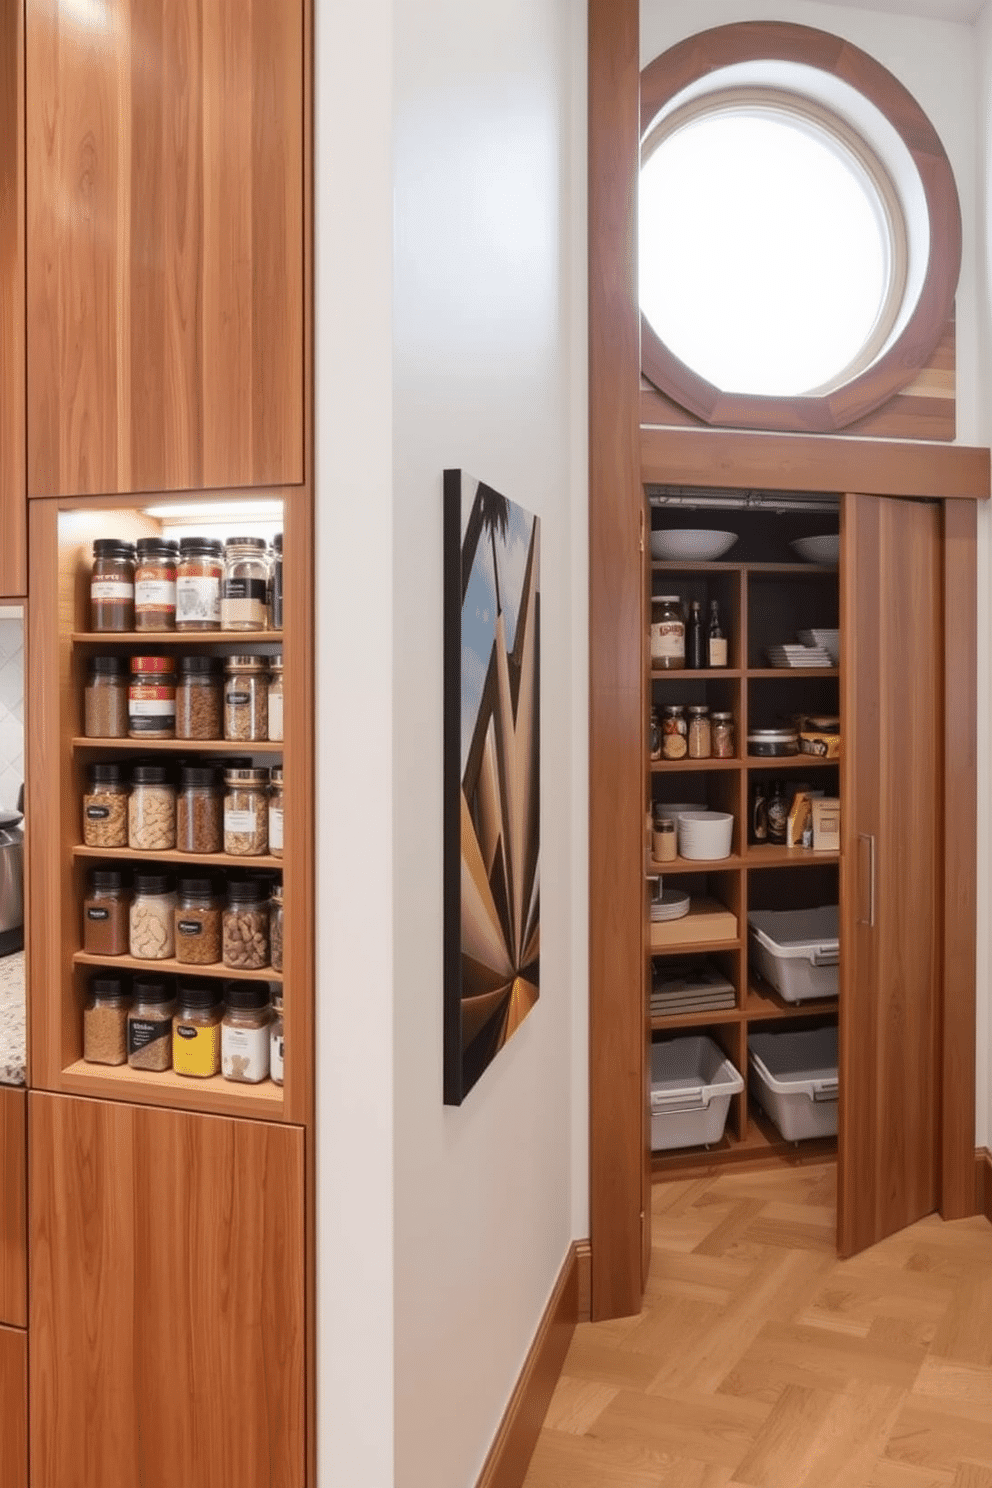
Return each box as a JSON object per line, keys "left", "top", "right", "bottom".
{"left": 0, "top": 1325, "right": 27, "bottom": 1488}
{"left": 0, "top": 0, "right": 27, "bottom": 595}
{"left": 26, "top": 0, "right": 303, "bottom": 498}
{"left": 838, "top": 493, "right": 942, "bottom": 1256}
{"left": 29, "top": 1093, "right": 305, "bottom": 1488}
{"left": 0, "top": 1089, "right": 26, "bottom": 1329}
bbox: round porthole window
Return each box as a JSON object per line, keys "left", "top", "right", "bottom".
{"left": 639, "top": 24, "right": 961, "bottom": 433}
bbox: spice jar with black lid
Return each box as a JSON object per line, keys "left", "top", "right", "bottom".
{"left": 84, "top": 655, "right": 129, "bottom": 738}
{"left": 271, "top": 532, "right": 283, "bottom": 630}
{"left": 134, "top": 536, "right": 179, "bottom": 632}
{"left": 127, "top": 976, "right": 177, "bottom": 1071}
{"left": 90, "top": 539, "right": 136, "bottom": 631}
{"left": 176, "top": 765, "right": 223, "bottom": 855}
{"left": 175, "top": 655, "right": 223, "bottom": 740}
{"left": 172, "top": 979, "right": 223, "bottom": 1078}
{"left": 175, "top": 876, "right": 222, "bottom": 965}
{"left": 128, "top": 655, "right": 176, "bottom": 739}
{"left": 223, "top": 766, "right": 269, "bottom": 856}
{"left": 128, "top": 763, "right": 176, "bottom": 852}
{"left": 176, "top": 536, "right": 224, "bottom": 631}
{"left": 221, "top": 981, "right": 272, "bottom": 1083}
{"left": 223, "top": 655, "right": 269, "bottom": 742}
{"left": 129, "top": 873, "right": 177, "bottom": 960}
{"left": 83, "top": 763, "right": 129, "bottom": 847}
{"left": 83, "top": 974, "right": 131, "bottom": 1065}
{"left": 82, "top": 869, "right": 130, "bottom": 956}
{"left": 222, "top": 879, "right": 270, "bottom": 970}
{"left": 221, "top": 537, "right": 269, "bottom": 631}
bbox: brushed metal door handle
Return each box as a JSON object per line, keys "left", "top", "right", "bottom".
{"left": 858, "top": 833, "right": 875, "bottom": 927}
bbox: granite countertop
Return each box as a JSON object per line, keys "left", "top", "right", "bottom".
{"left": 0, "top": 950, "right": 25, "bottom": 1086}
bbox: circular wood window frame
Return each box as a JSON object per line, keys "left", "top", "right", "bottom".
{"left": 639, "top": 22, "right": 962, "bottom": 434}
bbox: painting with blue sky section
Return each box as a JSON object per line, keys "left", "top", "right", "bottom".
{"left": 461, "top": 495, "right": 533, "bottom": 774}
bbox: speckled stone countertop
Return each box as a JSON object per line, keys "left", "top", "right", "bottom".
{"left": 0, "top": 950, "right": 25, "bottom": 1086}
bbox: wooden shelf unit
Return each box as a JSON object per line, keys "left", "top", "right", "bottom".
{"left": 646, "top": 531, "right": 841, "bottom": 1174}
{"left": 28, "top": 493, "right": 313, "bottom": 1128}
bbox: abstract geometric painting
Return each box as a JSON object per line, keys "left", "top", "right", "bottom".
{"left": 443, "top": 471, "right": 540, "bottom": 1104}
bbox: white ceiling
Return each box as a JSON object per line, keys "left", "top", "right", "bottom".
{"left": 815, "top": 0, "right": 984, "bottom": 20}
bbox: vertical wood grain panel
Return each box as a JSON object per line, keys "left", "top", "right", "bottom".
{"left": 26, "top": 0, "right": 304, "bottom": 497}
{"left": 0, "top": 0, "right": 27, "bottom": 595}
{"left": 29, "top": 1092, "right": 305, "bottom": 1488}
{"left": 0, "top": 1090, "right": 26, "bottom": 1329}
{"left": 941, "top": 499, "right": 977, "bottom": 1218}
{"left": 588, "top": 0, "right": 644, "bottom": 1321}
{"left": 838, "top": 494, "right": 942, "bottom": 1256}
{"left": 0, "top": 1325, "right": 27, "bottom": 1488}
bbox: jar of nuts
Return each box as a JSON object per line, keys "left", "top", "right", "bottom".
{"left": 175, "top": 877, "right": 223, "bottom": 966}
{"left": 222, "top": 880, "right": 270, "bottom": 971}
{"left": 223, "top": 767, "right": 269, "bottom": 856}
{"left": 224, "top": 655, "right": 269, "bottom": 742}
{"left": 177, "top": 765, "right": 223, "bottom": 855}
{"left": 83, "top": 763, "right": 129, "bottom": 848}
{"left": 129, "top": 873, "right": 177, "bottom": 960}
{"left": 175, "top": 655, "right": 223, "bottom": 740}
{"left": 128, "top": 764, "right": 177, "bottom": 852}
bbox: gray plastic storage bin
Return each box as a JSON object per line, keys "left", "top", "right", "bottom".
{"left": 650, "top": 1035, "right": 743, "bottom": 1151}
{"left": 748, "top": 905, "right": 838, "bottom": 1002}
{"left": 748, "top": 1026, "right": 838, "bottom": 1141}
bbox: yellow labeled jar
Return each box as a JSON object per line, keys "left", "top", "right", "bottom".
{"left": 172, "top": 980, "right": 223, "bottom": 1078}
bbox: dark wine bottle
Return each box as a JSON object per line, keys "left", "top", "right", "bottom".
{"left": 708, "top": 599, "right": 728, "bottom": 667}
{"left": 687, "top": 599, "right": 706, "bottom": 669}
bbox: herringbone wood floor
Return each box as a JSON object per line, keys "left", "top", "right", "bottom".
{"left": 522, "top": 1163, "right": 992, "bottom": 1487}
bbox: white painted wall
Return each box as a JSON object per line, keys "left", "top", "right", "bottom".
{"left": 390, "top": 1, "right": 587, "bottom": 1486}
{"left": 644, "top": 0, "right": 992, "bottom": 1150}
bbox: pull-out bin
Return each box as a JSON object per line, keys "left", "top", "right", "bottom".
{"left": 748, "top": 1026, "right": 838, "bottom": 1141}
{"left": 748, "top": 905, "right": 838, "bottom": 1002}
{"left": 650, "top": 1036, "right": 743, "bottom": 1151}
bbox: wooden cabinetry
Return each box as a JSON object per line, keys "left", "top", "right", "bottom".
{"left": 0, "top": 1325, "right": 27, "bottom": 1488}
{"left": 0, "top": 0, "right": 27, "bottom": 596}
{"left": 0, "top": 1088, "right": 26, "bottom": 1329}
{"left": 29, "top": 1091, "right": 304, "bottom": 1488}
{"left": 25, "top": 0, "right": 304, "bottom": 498}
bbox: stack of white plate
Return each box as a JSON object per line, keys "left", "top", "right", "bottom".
{"left": 765, "top": 643, "right": 833, "bottom": 668}
{"left": 677, "top": 810, "right": 733, "bottom": 860}
{"left": 650, "top": 889, "right": 691, "bottom": 922}
{"left": 797, "top": 628, "right": 840, "bottom": 665}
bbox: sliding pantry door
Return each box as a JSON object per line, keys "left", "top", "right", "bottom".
{"left": 838, "top": 493, "right": 942, "bottom": 1257}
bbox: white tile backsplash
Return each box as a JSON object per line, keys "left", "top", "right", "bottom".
{"left": 0, "top": 619, "right": 24, "bottom": 813}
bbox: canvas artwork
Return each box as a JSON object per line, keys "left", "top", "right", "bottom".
{"left": 443, "top": 471, "right": 540, "bottom": 1104}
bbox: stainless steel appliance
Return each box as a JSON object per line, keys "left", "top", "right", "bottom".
{"left": 0, "top": 786, "right": 24, "bottom": 955}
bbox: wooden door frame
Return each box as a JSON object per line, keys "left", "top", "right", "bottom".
{"left": 588, "top": 0, "right": 987, "bottom": 1322}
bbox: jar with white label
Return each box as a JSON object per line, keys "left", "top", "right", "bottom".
{"left": 268, "top": 767, "right": 284, "bottom": 860}
{"left": 90, "top": 540, "right": 136, "bottom": 631}
{"left": 134, "top": 537, "right": 179, "bottom": 631}
{"left": 270, "top": 992, "right": 284, "bottom": 1085}
{"left": 223, "top": 766, "right": 269, "bottom": 855}
{"left": 176, "top": 537, "right": 224, "bottom": 631}
{"left": 223, "top": 655, "right": 269, "bottom": 741}
{"left": 221, "top": 538, "right": 269, "bottom": 631}
{"left": 267, "top": 655, "right": 284, "bottom": 741}
{"left": 651, "top": 596, "right": 685, "bottom": 669}
{"left": 128, "top": 655, "right": 176, "bottom": 739}
{"left": 221, "top": 982, "right": 272, "bottom": 1083}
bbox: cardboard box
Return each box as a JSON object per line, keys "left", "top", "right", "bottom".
{"left": 812, "top": 797, "right": 840, "bottom": 852}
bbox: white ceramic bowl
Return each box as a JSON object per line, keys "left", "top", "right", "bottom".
{"left": 655, "top": 802, "right": 704, "bottom": 827}
{"left": 677, "top": 810, "right": 734, "bottom": 861}
{"left": 650, "top": 529, "right": 738, "bottom": 562}
{"left": 789, "top": 535, "right": 840, "bottom": 565}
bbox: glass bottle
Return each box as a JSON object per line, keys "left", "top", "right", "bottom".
{"left": 686, "top": 599, "right": 706, "bottom": 669}
{"left": 651, "top": 596, "right": 685, "bottom": 669}
{"left": 172, "top": 980, "right": 223, "bottom": 1078}
{"left": 90, "top": 540, "right": 135, "bottom": 632}
{"left": 767, "top": 780, "right": 789, "bottom": 844}
{"left": 708, "top": 599, "right": 728, "bottom": 667}
{"left": 661, "top": 704, "right": 687, "bottom": 760}
{"left": 175, "top": 537, "right": 224, "bottom": 631}
{"left": 84, "top": 656, "right": 129, "bottom": 738}
{"left": 83, "top": 975, "right": 131, "bottom": 1065}
{"left": 127, "top": 976, "right": 177, "bottom": 1071}
{"left": 711, "top": 711, "right": 735, "bottom": 759}
{"left": 221, "top": 982, "right": 272, "bottom": 1084}
{"left": 687, "top": 704, "right": 711, "bottom": 759}
{"left": 221, "top": 538, "right": 269, "bottom": 631}
{"left": 133, "top": 536, "right": 179, "bottom": 631}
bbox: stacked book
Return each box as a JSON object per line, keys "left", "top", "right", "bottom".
{"left": 650, "top": 960, "right": 736, "bottom": 1017}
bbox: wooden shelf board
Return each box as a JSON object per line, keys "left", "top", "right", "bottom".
{"left": 59, "top": 1060, "right": 284, "bottom": 1121}
{"left": 745, "top": 979, "right": 839, "bottom": 1021}
{"left": 651, "top": 1105, "right": 837, "bottom": 1179}
{"left": 748, "top": 668, "right": 839, "bottom": 679}
{"left": 650, "top": 561, "right": 837, "bottom": 576}
{"left": 73, "top": 951, "right": 282, "bottom": 983}
{"left": 650, "top": 897, "right": 738, "bottom": 952}
{"left": 646, "top": 853, "right": 744, "bottom": 876}
{"left": 650, "top": 1007, "right": 743, "bottom": 1031}
{"left": 73, "top": 736, "right": 282, "bottom": 753}
{"left": 73, "top": 845, "right": 283, "bottom": 871}
{"left": 651, "top": 938, "right": 740, "bottom": 957}
{"left": 650, "top": 667, "right": 742, "bottom": 679}
{"left": 745, "top": 754, "right": 837, "bottom": 770}
{"left": 650, "top": 757, "right": 740, "bottom": 773}
{"left": 745, "top": 844, "right": 840, "bottom": 867}
{"left": 72, "top": 631, "right": 283, "bottom": 644}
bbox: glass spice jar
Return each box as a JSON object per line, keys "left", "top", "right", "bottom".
{"left": 128, "top": 655, "right": 176, "bottom": 739}
{"left": 268, "top": 767, "right": 284, "bottom": 860}
{"left": 221, "top": 537, "right": 269, "bottom": 631}
{"left": 711, "top": 711, "right": 735, "bottom": 759}
{"left": 134, "top": 536, "right": 179, "bottom": 631}
{"left": 83, "top": 763, "right": 129, "bottom": 848}
{"left": 129, "top": 873, "right": 177, "bottom": 960}
{"left": 270, "top": 991, "right": 284, "bottom": 1086}
{"left": 176, "top": 765, "right": 223, "bottom": 855}
{"left": 172, "top": 980, "right": 223, "bottom": 1078}
{"left": 222, "top": 880, "right": 270, "bottom": 971}
{"left": 83, "top": 974, "right": 131, "bottom": 1066}
{"left": 82, "top": 869, "right": 130, "bottom": 956}
{"left": 175, "top": 536, "right": 224, "bottom": 632}
{"left": 687, "top": 704, "right": 712, "bottom": 760}
{"left": 661, "top": 704, "right": 688, "bottom": 760}
{"left": 84, "top": 655, "right": 129, "bottom": 738}
{"left": 90, "top": 540, "right": 136, "bottom": 632}
{"left": 223, "top": 767, "right": 269, "bottom": 856}
{"left": 223, "top": 655, "right": 269, "bottom": 742}
{"left": 175, "top": 877, "right": 223, "bottom": 965}
{"left": 128, "top": 764, "right": 176, "bottom": 852}
{"left": 127, "top": 976, "right": 177, "bottom": 1071}
{"left": 221, "top": 982, "right": 272, "bottom": 1084}
{"left": 175, "top": 655, "right": 223, "bottom": 740}
{"left": 270, "top": 878, "right": 283, "bottom": 972}
{"left": 271, "top": 532, "right": 283, "bottom": 630}
{"left": 651, "top": 596, "right": 685, "bottom": 670}
{"left": 267, "top": 655, "right": 284, "bottom": 742}
{"left": 651, "top": 816, "right": 677, "bottom": 862}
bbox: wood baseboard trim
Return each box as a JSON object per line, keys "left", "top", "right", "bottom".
{"left": 976, "top": 1147, "right": 992, "bottom": 1223}
{"left": 575, "top": 1240, "right": 591, "bottom": 1324}
{"left": 475, "top": 1240, "right": 583, "bottom": 1488}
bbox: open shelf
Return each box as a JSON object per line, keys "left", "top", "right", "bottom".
{"left": 745, "top": 843, "right": 840, "bottom": 868}
{"left": 73, "top": 736, "right": 283, "bottom": 754}
{"left": 73, "top": 950, "right": 282, "bottom": 982}
{"left": 73, "top": 844, "right": 283, "bottom": 870}
{"left": 60, "top": 1059, "right": 284, "bottom": 1120}
{"left": 72, "top": 630, "right": 283, "bottom": 645}
{"left": 650, "top": 561, "right": 837, "bottom": 576}
{"left": 748, "top": 667, "right": 839, "bottom": 680}
{"left": 745, "top": 977, "right": 838, "bottom": 1020}
{"left": 651, "top": 757, "right": 740, "bottom": 773}
{"left": 646, "top": 853, "right": 744, "bottom": 875}
{"left": 651, "top": 1103, "right": 837, "bottom": 1179}
{"left": 651, "top": 667, "right": 742, "bottom": 680}
{"left": 745, "top": 754, "right": 837, "bottom": 770}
